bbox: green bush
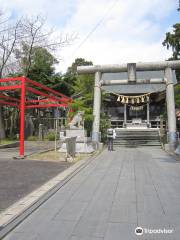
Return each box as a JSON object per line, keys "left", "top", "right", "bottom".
{"left": 100, "top": 113, "right": 111, "bottom": 143}
{"left": 27, "top": 136, "right": 38, "bottom": 141}
{"left": 71, "top": 102, "right": 79, "bottom": 112}
{"left": 46, "top": 132, "right": 59, "bottom": 141}
{"left": 84, "top": 114, "right": 94, "bottom": 137}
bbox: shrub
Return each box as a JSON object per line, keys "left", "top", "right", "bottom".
{"left": 100, "top": 113, "right": 111, "bottom": 143}
{"left": 46, "top": 132, "right": 59, "bottom": 141}
{"left": 27, "top": 136, "right": 38, "bottom": 141}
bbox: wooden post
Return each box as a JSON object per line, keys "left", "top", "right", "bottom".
{"left": 20, "top": 77, "right": 26, "bottom": 157}
{"left": 147, "top": 102, "right": 150, "bottom": 127}
{"left": 124, "top": 104, "right": 127, "bottom": 127}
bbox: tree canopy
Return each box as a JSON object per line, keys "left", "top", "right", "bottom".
{"left": 163, "top": 9, "right": 180, "bottom": 108}
{"left": 67, "top": 57, "right": 93, "bottom": 74}
{"left": 163, "top": 23, "right": 180, "bottom": 60}
{"left": 66, "top": 58, "right": 94, "bottom": 135}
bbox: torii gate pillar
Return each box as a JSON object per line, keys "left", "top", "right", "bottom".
{"left": 165, "top": 67, "right": 177, "bottom": 147}
{"left": 92, "top": 71, "right": 101, "bottom": 142}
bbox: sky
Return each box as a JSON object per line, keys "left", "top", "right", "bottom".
{"left": 0, "top": 0, "right": 179, "bottom": 73}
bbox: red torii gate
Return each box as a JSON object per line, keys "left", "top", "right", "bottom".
{"left": 0, "top": 76, "right": 72, "bottom": 157}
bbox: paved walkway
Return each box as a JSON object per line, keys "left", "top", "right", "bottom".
{"left": 3, "top": 147, "right": 180, "bottom": 240}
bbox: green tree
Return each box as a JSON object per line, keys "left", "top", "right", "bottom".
{"left": 65, "top": 58, "right": 94, "bottom": 135}
{"left": 67, "top": 58, "right": 93, "bottom": 74}
{"left": 51, "top": 58, "right": 93, "bottom": 96}
{"left": 15, "top": 44, "right": 59, "bottom": 87}
{"left": 55, "top": 73, "right": 76, "bottom": 96}
{"left": 68, "top": 58, "right": 110, "bottom": 139}
{"left": 163, "top": 23, "right": 180, "bottom": 60}
{"left": 163, "top": 9, "right": 180, "bottom": 109}
{"left": 73, "top": 74, "right": 94, "bottom": 135}
{"left": 175, "top": 84, "right": 180, "bottom": 108}
{"left": 163, "top": 23, "right": 180, "bottom": 81}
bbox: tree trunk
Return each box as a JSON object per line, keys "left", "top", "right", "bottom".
{"left": 0, "top": 106, "right": 5, "bottom": 139}
{"left": 10, "top": 113, "right": 14, "bottom": 138}
{"left": 0, "top": 69, "right": 6, "bottom": 139}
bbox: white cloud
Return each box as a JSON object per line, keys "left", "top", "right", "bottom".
{"left": 0, "top": 0, "right": 177, "bottom": 72}
{"left": 59, "top": 0, "right": 176, "bottom": 72}
{"left": 0, "top": 0, "right": 77, "bottom": 26}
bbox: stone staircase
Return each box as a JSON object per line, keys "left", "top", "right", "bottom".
{"left": 114, "top": 129, "right": 161, "bottom": 147}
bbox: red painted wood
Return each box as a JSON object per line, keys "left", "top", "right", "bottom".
{"left": 26, "top": 103, "right": 68, "bottom": 108}
{"left": 0, "top": 85, "right": 21, "bottom": 91}
{"left": 20, "top": 77, "right": 26, "bottom": 157}
{"left": 0, "top": 100, "right": 19, "bottom": 107}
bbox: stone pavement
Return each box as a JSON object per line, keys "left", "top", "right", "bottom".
{"left": 3, "top": 147, "right": 180, "bottom": 240}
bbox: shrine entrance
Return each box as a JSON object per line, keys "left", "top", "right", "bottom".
{"left": 77, "top": 60, "right": 180, "bottom": 149}
{"left": 108, "top": 91, "right": 165, "bottom": 129}
{"left": 125, "top": 104, "right": 149, "bottom": 129}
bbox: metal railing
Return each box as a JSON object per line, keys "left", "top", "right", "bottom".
{"left": 110, "top": 119, "right": 166, "bottom": 129}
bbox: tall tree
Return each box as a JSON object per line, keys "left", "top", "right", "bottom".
{"left": 162, "top": 23, "right": 180, "bottom": 81}
{"left": 16, "top": 45, "right": 59, "bottom": 86}
{"left": 68, "top": 58, "right": 93, "bottom": 99}
{"left": 67, "top": 58, "right": 94, "bottom": 135}
{"left": 162, "top": 23, "right": 180, "bottom": 60}
{"left": 16, "top": 15, "right": 76, "bottom": 77}
{"left": 0, "top": 14, "right": 23, "bottom": 138}
{"left": 67, "top": 58, "right": 93, "bottom": 74}
{"left": 52, "top": 58, "right": 94, "bottom": 97}
{"left": 163, "top": 8, "right": 180, "bottom": 109}
{"left": 0, "top": 14, "right": 76, "bottom": 138}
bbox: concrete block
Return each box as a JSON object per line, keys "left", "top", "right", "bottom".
{"left": 164, "top": 143, "right": 176, "bottom": 152}
{"left": 66, "top": 129, "right": 87, "bottom": 142}
{"left": 175, "top": 144, "right": 180, "bottom": 155}
{"left": 59, "top": 142, "right": 95, "bottom": 153}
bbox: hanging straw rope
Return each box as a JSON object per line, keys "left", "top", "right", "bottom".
{"left": 101, "top": 88, "right": 151, "bottom": 104}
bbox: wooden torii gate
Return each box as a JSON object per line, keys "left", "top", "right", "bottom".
{"left": 0, "top": 77, "right": 72, "bottom": 157}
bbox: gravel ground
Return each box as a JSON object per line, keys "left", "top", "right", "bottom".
{"left": 0, "top": 158, "right": 72, "bottom": 213}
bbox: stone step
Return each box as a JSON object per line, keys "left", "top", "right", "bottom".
{"left": 114, "top": 142, "right": 161, "bottom": 146}
{"left": 115, "top": 136, "right": 159, "bottom": 139}
{"left": 114, "top": 143, "right": 161, "bottom": 146}
{"left": 113, "top": 129, "right": 161, "bottom": 147}
{"left": 114, "top": 141, "right": 161, "bottom": 144}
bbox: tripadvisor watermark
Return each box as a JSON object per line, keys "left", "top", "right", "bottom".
{"left": 135, "top": 227, "right": 174, "bottom": 236}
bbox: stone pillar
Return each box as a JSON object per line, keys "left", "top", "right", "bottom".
{"left": 92, "top": 71, "right": 101, "bottom": 142}
{"left": 124, "top": 103, "right": 127, "bottom": 127}
{"left": 165, "top": 67, "right": 177, "bottom": 146}
{"left": 39, "top": 124, "right": 44, "bottom": 140}
{"left": 147, "top": 102, "right": 150, "bottom": 127}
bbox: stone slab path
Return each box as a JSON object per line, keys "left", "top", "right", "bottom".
{"left": 3, "top": 147, "right": 180, "bottom": 240}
